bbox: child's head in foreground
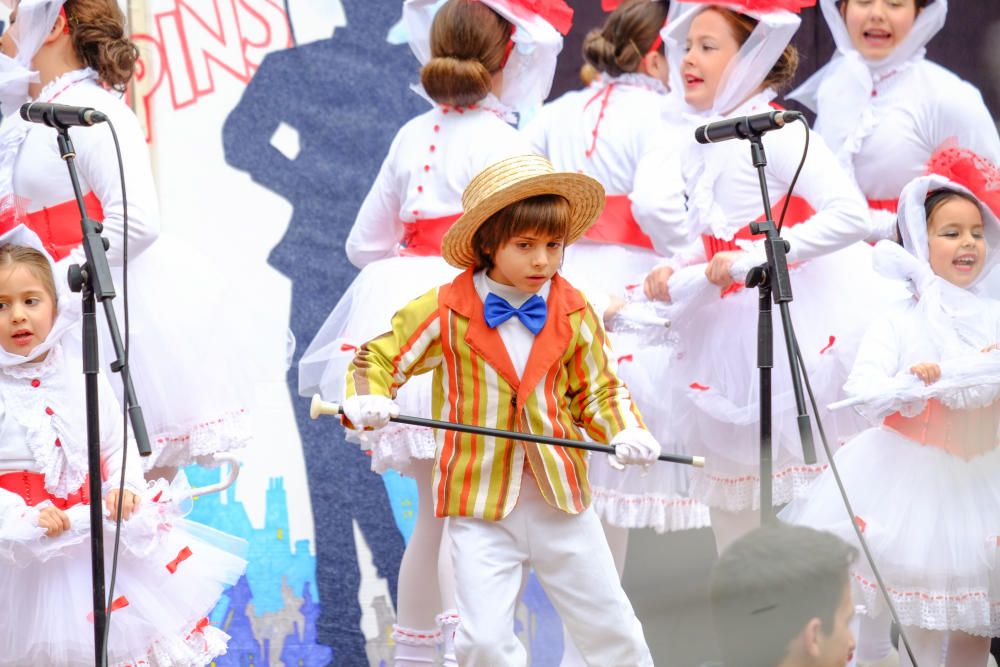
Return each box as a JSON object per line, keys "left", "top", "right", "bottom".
{"left": 896, "top": 149, "right": 1000, "bottom": 291}
{"left": 0, "top": 242, "right": 57, "bottom": 359}
{"left": 441, "top": 154, "right": 604, "bottom": 293}
{"left": 710, "top": 524, "right": 858, "bottom": 667}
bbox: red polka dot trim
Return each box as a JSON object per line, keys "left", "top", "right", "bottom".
{"left": 424, "top": 165, "right": 430, "bottom": 172}
{"left": 31, "top": 379, "right": 40, "bottom": 388}
{"left": 430, "top": 144, "right": 436, "bottom": 152}
{"left": 433, "top": 124, "right": 440, "bottom": 132}
{"left": 417, "top": 185, "right": 424, "bottom": 193}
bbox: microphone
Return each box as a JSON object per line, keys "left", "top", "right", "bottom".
{"left": 20, "top": 102, "right": 108, "bottom": 129}
{"left": 694, "top": 110, "right": 802, "bottom": 144}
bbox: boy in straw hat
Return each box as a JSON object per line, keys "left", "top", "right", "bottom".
{"left": 343, "top": 154, "right": 657, "bottom": 665}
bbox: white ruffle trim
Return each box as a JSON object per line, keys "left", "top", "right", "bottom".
{"left": 362, "top": 423, "right": 437, "bottom": 476}
{"left": 690, "top": 463, "right": 828, "bottom": 512}
{"left": 591, "top": 487, "right": 711, "bottom": 533}
{"left": 112, "top": 623, "right": 231, "bottom": 667}
{"left": 853, "top": 571, "right": 1000, "bottom": 637}
{"left": 146, "top": 409, "right": 253, "bottom": 470}
{"left": 392, "top": 625, "right": 443, "bottom": 647}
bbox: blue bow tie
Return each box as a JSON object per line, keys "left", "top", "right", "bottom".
{"left": 483, "top": 293, "right": 547, "bottom": 335}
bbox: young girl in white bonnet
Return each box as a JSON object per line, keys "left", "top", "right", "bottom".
{"left": 791, "top": 0, "right": 1000, "bottom": 246}
{"left": 781, "top": 147, "right": 1000, "bottom": 667}
{"left": 0, "top": 225, "right": 246, "bottom": 666}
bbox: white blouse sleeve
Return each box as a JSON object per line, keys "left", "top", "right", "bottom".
{"left": 68, "top": 101, "right": 161, "bottom": 267}
{"left": 345, "top": 131, "right": 405, "bottom": 268}
{"left": 98, "top": 374, "right": 145, "bottom": 495}
{"left": 761, "top": 128, "right": 872, "bottom": 265}
{"left": 843, "top": 314, "right": 903, "bottom": 399}
{"left": 921, "top": 83, "right": 1000, "bottom": 165}
{"left": 632, "top": 131, "right": 695, "bottom": 258}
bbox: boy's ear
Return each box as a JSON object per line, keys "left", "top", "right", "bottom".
{"left": 800, "top": 616, "right": 825, "bottom": 659}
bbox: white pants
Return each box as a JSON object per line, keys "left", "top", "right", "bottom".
{"left": 449, "top": 478, "right": 653, "bottom": 667}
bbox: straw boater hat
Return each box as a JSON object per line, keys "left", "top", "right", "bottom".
{"left": 441, "top": 154, "right": 605, "bottom": 268}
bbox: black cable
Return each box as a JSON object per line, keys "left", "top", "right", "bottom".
{"left": 773, "top": 115, "right": 919, "bottom": 665}
{"left": 776, "top": 117, "right": 809, "bottom": 231}
{"left": 99, "top": 118, "right": 131, "bottom": 667}
{"left": 791, "top": 335, "right": 918, "bottom": 665}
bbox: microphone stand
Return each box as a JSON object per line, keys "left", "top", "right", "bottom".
{"left": 55, "top": 125, "right": 152, "bottom": 667}
{"left": 740, "top": 132, "right": 817, "bottom": 525}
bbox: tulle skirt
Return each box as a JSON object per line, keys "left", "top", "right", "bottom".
{"left": 666, "top": 243, "right": 909, "bottom": 511}
{"left": 780, "top": 427, "right": 1000, "bottom": 636}
{"left": 563, "top": 241, "right": 710, "bottom": 531}
{"left": 63, "top": 236, "right": 255, "bottom": 470}
{"left": 298, "top": 255, "right": 460, "bottom": 476}
{"left": 0, "top": 476, "right": 248, "bottom": 666}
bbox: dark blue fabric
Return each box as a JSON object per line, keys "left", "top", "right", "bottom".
{"left": 483, "top": 292, "right": 548, "bottom": 334}
{"left": 221, "top": 2, "right": 424, "bottom": 663}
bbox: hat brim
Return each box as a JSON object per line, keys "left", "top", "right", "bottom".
{"left": 441, "top": 167, "right": 605, "bottom": 268}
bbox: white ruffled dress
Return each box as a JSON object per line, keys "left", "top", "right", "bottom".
{"left": 781, "top": 290, "right": 1000, "bottom": 636}
{"left": 645, "top": 91, "right": 907, "bottom": 511}
{"left": 0, "top": 69, "right": 253, "bottom": 470}
{"left": 0, "top": 343, "right": 247, "bottom": 666}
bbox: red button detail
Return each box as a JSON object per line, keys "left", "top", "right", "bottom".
{"left": 417, "top": 185, "right": 424, "bottom": 193}
{"left": 430, "top": 145, "right": 436, "bottom": 152}
{"left": 433, "top": 125, "right": 440, "bottom": 132}
{"left": 31, "top": 379, "right": 40, "bottom": 388}
{"left": 412, "top": 210, "right": 420, "bottom": 216}
{"left": 45, "top": 407, "right": 54, "bottom": 415}
{"left": 54, "top": 438, "right": 62, "bottom": 447}
{"left": 424, "top": 165, "right": 430, "bottom": 172}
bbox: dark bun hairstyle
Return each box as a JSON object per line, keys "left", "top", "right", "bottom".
{"left": 582, "top": 0, "right": 668, "bottom": 77}
{"left": 64, "top": 0, "right": 138, "bottom": 92}
{"left": 420, "top": 0, "right": 514, "bottom": 107}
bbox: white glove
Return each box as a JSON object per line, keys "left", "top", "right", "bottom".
{"left": 342, "top": 395, "right": 399, "bottom": 430}
{"left": 608, "top": 427, "right": 661, "bottom": 471}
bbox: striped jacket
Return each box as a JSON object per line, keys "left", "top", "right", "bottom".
{"left": 346, "top": 268, "right": 646, "bottom": 521}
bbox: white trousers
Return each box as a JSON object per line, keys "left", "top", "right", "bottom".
{"left": 449, "top": 479, "right": 653, "bottom": 667}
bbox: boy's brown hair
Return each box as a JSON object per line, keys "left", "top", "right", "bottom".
{"left": 471, "top": 194, "right": 572, "bottom": 270}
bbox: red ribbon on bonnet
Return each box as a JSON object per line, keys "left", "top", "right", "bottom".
{"left": 684, "top": 0, "right": 815, "bottom": 13}
{"left": 925, "top": 145, "right": 1000, "bottom": 222}
{"left": 500, "top": 0, "right": 574, "bottom": 35}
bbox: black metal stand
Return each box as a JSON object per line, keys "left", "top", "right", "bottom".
{"left": 741, "top": 134, "right": 817, "bottom": 525}
{"left": 55, "top": 125, "right": 152, "bottom": 667}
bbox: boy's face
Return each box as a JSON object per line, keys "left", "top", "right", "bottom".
{"left": 488, "top": 231, "right": 565, "bottom": 294}
{"left": 0, "top": 264, "right": 56, "bottom": 356}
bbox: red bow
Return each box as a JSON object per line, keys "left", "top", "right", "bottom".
{"left": 166, "top": 546, "right": 193, "bottom": 574}
{"left": 500, "top": 0, "right": 574, "bottom": 35}
{"left": 926, "top": 144, "right": 1000, "bottom": 222}
{"left": 685, "top": 0, "right": 815, "bottom": 13}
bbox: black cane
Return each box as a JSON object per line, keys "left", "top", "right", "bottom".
{"left": 310, "top": 395, "right": 704, "bottom": 467}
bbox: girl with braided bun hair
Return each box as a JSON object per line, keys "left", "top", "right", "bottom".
{"left": 298, "top": 1, "right": 568, "bottom": 664}
{"left": 0, "top": 0, "right": 253, "bottom": 470}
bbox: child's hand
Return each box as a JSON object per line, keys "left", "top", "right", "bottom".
{"left": 909, "top": 362, "right": 941, "bottom": 386}
{"left": 982, "top": 343, "right": 999, "bottom": 353}
{"left": 705, "top": 251, "right": 740, "bottom": 289}
{"left": 37, "top": 505, "right": 71, "bottom": 537}
{"left": 608, "top": 428, "right": 661, "bottom": 472}
{"left": 342, "top": 395, "right": 399, "bottom": 430}
{"left": 603, "top": 295, "right": 626, "bottom": 329}
{"left": 105, "top": 489, "right": 140, "bottom": 521}
{"left": 643, "top": 266, "right": 674, "bottom": 302}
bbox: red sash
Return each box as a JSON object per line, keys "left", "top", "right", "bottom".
{"left": 400, "top": 213, "right": 462, "bottom": 257}
{"left": 0, "top": 471, "right": 91, "bottom": 509}
{"left": 583, "top": 194, "right": 655, "bottom": 250}
{"left": 883, "top": 399, "right": 999, "bottom": 461}
{"left": 701, "top": 195, "right": 815, "bottom": 296}
{"left": 0, "top": 192, "right": 103, "bottom": 261}
{"left": 867, "top": 198, "right": 899, "bottom": 213}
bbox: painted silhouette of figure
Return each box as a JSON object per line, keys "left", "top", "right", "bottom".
{"left": 222, "top": 2, "right": 424, "bottom": 663}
